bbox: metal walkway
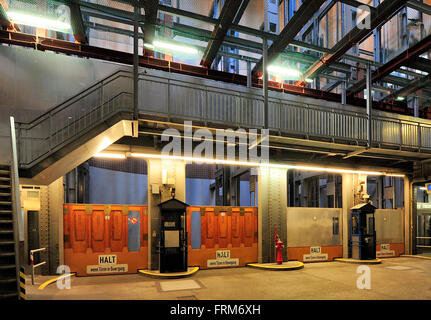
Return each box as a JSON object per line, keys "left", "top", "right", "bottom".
{"left": 16, "top": 68, "right": 431, "bottom": 173}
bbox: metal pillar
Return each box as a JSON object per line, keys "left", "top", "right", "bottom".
{"left": 133, "top": 1, "right": 139, "bottom": 120}
{"left": 147, "top": 159, "right": 186, "bottom": 270}
{"left": 258, "top": 167, "right": 288, "bottom": 264}
{"left": 366, "top": 63, "right": 372, "bottom": 148}
{"left": 341, "top": 173, "right": 354, "bottom": 258}
{"left": 263, "top": 37, "right": 269, "bottom": 129}
{"left": 247, "top": 60, "right": 252, "bottom": 88}
{"left": 342, "top": 80, "right": 347, "bottom": 105}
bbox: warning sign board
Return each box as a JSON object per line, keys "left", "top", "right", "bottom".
{"left": 207, "top": 250, "right": 239, "bottom": 268}
{"left": 87, "top": 254, "right": 128, "bottom": 274}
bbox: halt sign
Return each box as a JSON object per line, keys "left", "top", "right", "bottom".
{"left": 207, "top": 250, "right": 239, "bottom": 268}
{"left": 303, "top": 246, "right": 328, "bottom": 262}
{"left": 376, "top": 244, "right": 395, "bottom": 257}
{"left": 87, "top": 255, "right": 129, "bottom": 274}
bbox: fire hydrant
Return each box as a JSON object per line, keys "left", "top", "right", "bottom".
{"left": 275, "top": 238, "right": 284, "bottom": 265}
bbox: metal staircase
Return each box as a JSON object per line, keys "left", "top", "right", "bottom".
{"left": 16, "top": 70, "right": 134, "bottom": 177}
{"left": 0, "top": 165, "right": 19, "bottom": 300}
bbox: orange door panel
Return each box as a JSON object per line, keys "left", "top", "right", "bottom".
{"left": 64, "top": 204, "right": 148, "bottom": 276}
{"left": 110, "top": 210, "right": 124, "bottom": 252}
{"left": 186, "top": 206, "right": 258, "bottom": 269}
{"left": 91, "top": 211, "right": 105, "bottom": 253}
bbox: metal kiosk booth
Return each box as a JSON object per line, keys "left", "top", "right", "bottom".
{"left": 349, "top": 202, "right": 377, "bottom": 260}
{"left": 158, "top": 198, "right": 189, "bottom": 273}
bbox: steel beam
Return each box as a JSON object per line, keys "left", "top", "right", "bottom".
{"left": 0, "top": 2, "right": 11, "bottom": 29}
{"left": 253, "top": 0, "right": 326, "bottom": 73}
{"left": 300, "top": 0, "right": 408, "bottom": 83}
{"left": 68, "top": 1, "right": 88, "bottom": 44}
{"left": 201, "top": 0, "right": 243, "bottom": 68}
{"left": 142, "top": 0, "right": 158, "bottom": 45}
{"left": 349, "top": 32, "right": 431, "bottom": 95}
{"left": 79, "top": 0, "right": 419, "bottom": 83}
{"left": 382, "top": 73, "right": 431, "bottom": 101}
{"left": 407, "top": 0, "right": 431, "bottom": 16}
{"left": 232, "top": 0, "right": 250, "bottom": 25}
{"left": 405, "top": 57, "right": 431, "bottom": 74}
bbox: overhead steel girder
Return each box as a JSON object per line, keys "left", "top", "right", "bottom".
{"left": 407, "top": 0, "right": 431, "bottom": 16}
{"left": 83, "top": 0, "right": 419, "bottom": 80}
{"left": 142, "top": 0, "right": 158, "bottom": 44}
{"left": 405, "top": 57, "right": 431, "bottom": 74}
{"left": 299, "top": 0, "right": 408, "bottom": 83}
{"left": 79, "top": 0, "right": 418, "bottom": 87}
{"left": 201, "top": 0, "right": 243, "bottom": 68}
{"left": 232, "top": 0, "right": 250, "bottom": 25}
{"left": 68, "top": 1, "right": 88, "bottom": 44}
{"left": 338, "top": 0, "right": 377, "bottom": 14}
{"left": 252, "top": 0, "right": 326, "bottom": 73}
{"left": 382, "top": 73, "right": 431, "bottom": 101}
{"left": 0, "top": 2, "right": 11, "bottom": 29}
{"left": 349, "top": 32, "right": 431, "bottom": 95}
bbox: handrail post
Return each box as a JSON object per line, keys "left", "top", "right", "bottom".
{"left": 366, "top": 62, "right": 372, "bottom": 149}
{"left": 30, "top": 248, "right": 46, "bottom": 285}
{"left": 418, "top": 123, "right": 422, "bottom": 150}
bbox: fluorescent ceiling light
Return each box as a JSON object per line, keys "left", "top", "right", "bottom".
{"left": 396, "top": 96, "right": 405, "bottom": 101}
{"left": 305, "top": 78, "right": 314, "bottom": 84}
{"left": 7, "top": 11, "right": 71, "bottom": 33}
{"left": 267, "top": 65, "right": 302, "bottom": 81}
{"left": 152, "top": 40, "right": 199, "bottom": 55}
{"left": 94, "top": 153, "right": 126, "bottom": 159}
{"left": 128, "top": 152, "right": 404, "bottom": 177}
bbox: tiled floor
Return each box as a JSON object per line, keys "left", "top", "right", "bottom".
{"left": 26, "top": 257, "right": 431, "bottom": 300}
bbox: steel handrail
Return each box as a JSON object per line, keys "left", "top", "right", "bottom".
{"left": 19, "top": 92, "right": 133, "bottom": 167}
{"left": 16, "top": 70, "right": 132, "bottom": 129}
{"left": 30, "top": 247, "right": 46, "bottom": 285}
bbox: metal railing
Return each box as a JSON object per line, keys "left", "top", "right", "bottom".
{"left": 138, "top": 71, "right": 431, "bottom": 151}
{"left": 16, "top": 69, "right": 431, "bottom": 167}
{"left": 17, "top": 70, "right": 133, "bottom": 167}
{"left": 30, "top": 247, "right": 46, "bottom": 285}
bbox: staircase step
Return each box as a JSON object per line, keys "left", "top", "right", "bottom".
{"left": 0, "top": 170, "right": 9, "bottom": 175}
{"left": 0, "top": 201, "right": 12, "bottom": 205}
{"left": 0, "top": 265, "right": 16, "bottom": 270}
{"left": 0, "top": 278, "right": 16, "bottom": 284}
{"left": 0, "top": 292, "right": 18, "bottom": 300}
{"left": 0, "top": 241, "right": 14, "bottom": 245}
{"left": 0, "top": 230, "right": 13, "bottom": 234}
{"left": 0, "top": 219, "right": 12, "bottom": 224}
{"left": 0, "top": 193, "right": 11, "bottom": 197}
{"left": 0, "top": 177, "right": 10, "bottom": 182}
{"left": 0, "top": 210, "right": 12, "bottom": 215}
{"left": 0, "top": 252, "right": 14, "bottom": 257}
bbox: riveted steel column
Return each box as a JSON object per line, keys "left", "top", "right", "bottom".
{"left": 147, "top": 159, "right": 186, "bottom": 270}
{"left": 258, "top": 167, "right": 288, "bottom": 263}
{"left": 247, "top": 60, "right": 252, "bottom": 88}
{"left": 366, "top": 63, "right": 372, "bottom": 148}
{"left": 133, "top": 1, "right": 139, "bottom": 120}
{"left": 342, "top": 173, "right": 354, "bottom": 258}
{"left": 263, "top": 37, "right": 269, "bottom": 129}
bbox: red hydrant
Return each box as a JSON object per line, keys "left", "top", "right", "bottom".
{"left": 275, "top": 237, "right": 284, "bottom": 265}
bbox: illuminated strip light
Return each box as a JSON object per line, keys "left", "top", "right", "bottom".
{"left": 145, "top": 41, "right": 199, "bottom": 55}
{"left": 7, "top": 11, "right": 71, "bottom": 32}
{"left": 94, "top": 153, "right": 126, "bottom": 159}
{"left": 267, "top": 65, "right": 301, "bottom": 78}
{"left": 129, "top": 152, "right": 405, "bottom": 177}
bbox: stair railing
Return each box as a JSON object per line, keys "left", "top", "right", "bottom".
{"left": 16, "top": 70, "right": 134, "bottom": 167}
